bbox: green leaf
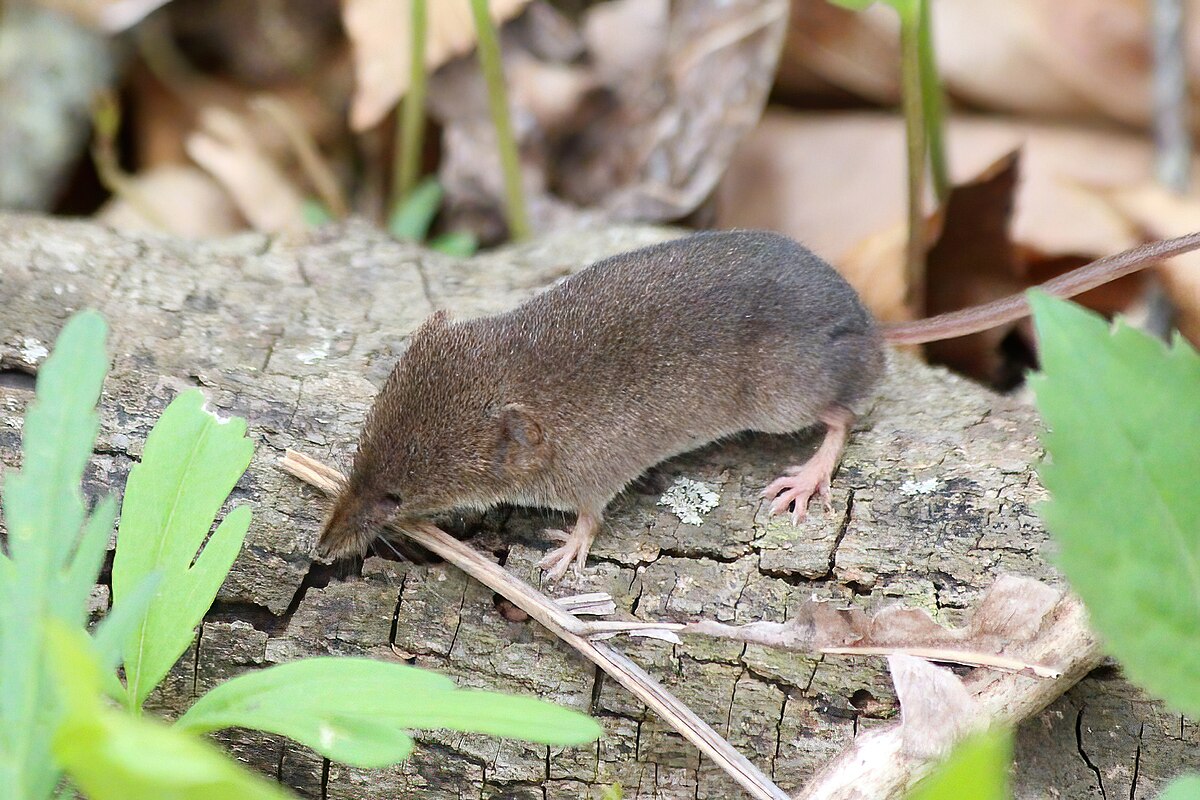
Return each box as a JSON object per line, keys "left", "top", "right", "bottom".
{"left": 61, "top": 495, "right": 117, "bottom": 627}
{"left": 907, "top": 730, "right": 1011, "bottom": 800}
{"left": 2, "top": 310, "right": 107, "bottom": 588}
{"left": 1158, "top": 775, "right": 1200, "bottom": 800}
{"left": 92, "top": 572, "right": 163, "bottom": 674}
{"left": 0, "top": 310, "right": 109, "bottom": 799}
{"left": 388, "top": 178, "right": 443, "bottom": 241}
{"left": 429, "top": 230, "right": 479, "bottom": 258}
{"left": 46, "top": 622, "right": 294, "bottom": 800}
{"left": 111, "top": 389, "right": 255, "bottom": 709}
{"left": 177, "top": 657, "right": 603, "bottom": 768}
{"left": 1029, "top": 292, "right": 1200, "bottom": 719}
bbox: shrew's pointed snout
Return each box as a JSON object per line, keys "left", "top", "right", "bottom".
{"left": 316, "top": 488, "right": 401, "bottom": 561}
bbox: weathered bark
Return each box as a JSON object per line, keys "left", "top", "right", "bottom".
{"left": 0, "top": 214, "right": 1195, "bottom": 798}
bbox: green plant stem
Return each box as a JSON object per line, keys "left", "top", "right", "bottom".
{"left": 393, "top": 0, "right": 429, "bottom": 209}
{"left": 917, "top": 0, "right": 949, "bottom": 201}
{"left": 468, "top": 0, "right": 531, "bottom": 240}
{"left": 899, "top": 3, "right": 927, "bottom": 313}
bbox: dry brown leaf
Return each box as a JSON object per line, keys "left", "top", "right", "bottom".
{"left": 1101, "top": 183, "right": 1200, "bottom": 346}
{"left": 430, "top": 0, "right": 786, "bottom": 240}
{"left": 889, "top": 654, "right": 982, "bottom": 761}
{"left": 794, "top": 591, "right": 1100, "bottom": 799}
{"left": 344, "top": 0, "right": 532, "bottom": 131}
{"left": 558, "top": 0, "right": 788, "bottom": 221}
{"left": 129, "top": 61, "right": 348, "bottom": 170}
{"left": 95, "top": 164, "right": 243, "bottom": 237}
{"left": 185, "top": 106, "right": 306, "bottom": 234}
{"left": 718, "top": 111, "right": 1167, "bottom": 269}
{"left": 779, "top": 0, "right": 1197, "bottom": 131}
{"left": 717, "top": 110, "right": 1200, "bottom": 347}
{"left": 507, "top": 58, "right": 599, "bottom": 135}
{"left": 775, "top": 0, "right": 900, "bottom": 103}
{"left": 581, "top": 0, "right": 669, "bottom": 85}
{"left": 920, "top": 151, "right": 1025, "bottom": 383}
{"left": 1016, "top": 0, "right": 1155, "bottom": 127}
{"left": 516, "top": 2, "right": 585, "bottom": 63}
{"left": 685, "top": 575, "right": 1063, "bottom": 677}
{"left": 836, "top": 221, "right": 911, "bottom": 324}
{"left": 933, "top": 0, "right": 1096, "bottom": 119}
{"left": 150, "top": 0, "right": 344, "bottom": 87}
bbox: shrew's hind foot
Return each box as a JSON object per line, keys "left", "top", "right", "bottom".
{"left": 538, "top": 510, "right": 602, "bottom": 580}
{"left": 762, "top": 407, "right": 854, "bottom": 525}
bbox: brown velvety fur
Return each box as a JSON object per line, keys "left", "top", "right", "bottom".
{"left": 318, "top": 230, "right": 885, "bottom": 560}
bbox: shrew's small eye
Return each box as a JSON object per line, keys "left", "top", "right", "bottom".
{"left": 383, "top": 492, "right": 403, "bottom": 508}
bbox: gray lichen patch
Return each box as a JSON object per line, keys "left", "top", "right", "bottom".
{"left": 657, "top": 477, "right": 721, "bottom": 525}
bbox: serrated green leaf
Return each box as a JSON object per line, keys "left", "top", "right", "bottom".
{"left": 46, "top": 622, "right": 294, "bottom": 800}
{"left": 0, "top": 310, "right": 109, "bottom": 800}
{"left": 93, "top": 573, "right": 163, "bottom": 705}
{"left": 111, "top": 389, "right": 255, "bottom": 709}
{"left": 177, "top": 657, "right": 602, "bottom": 767}
{"left": 907, "top": 730, "right": 1011, "bottom": 800}
{"left": 387, "top": 688, "right": 604, "bottom": 745}
{"left": 1030, "top": 291, "right": 1200, "bottom": 719}
{"left": 1158, "top": 775, "right": 1200, "bottom": 800}
{"left": 59, "top": 495, "right": 117, "bottom": 627}
{"left": 93, "top": 572, "right": 162, "bottom": 675}
{"left": 388, "top": 178, "right": 443, "bottom": 241}
{"left": 2, "top": 310, "right": 107, "bottom": 585}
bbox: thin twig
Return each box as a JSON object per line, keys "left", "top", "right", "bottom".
{"left": 819, "top": 646, "right": 1061, "bottom": 678}
{"left": 252, "top": 96, "right": 348, "bottom": 218}
{"left": 90, "top": 92, "right": 169, "bottom": 231}
{"left": 278, "top": 449, "right": 788, "bottom": 800}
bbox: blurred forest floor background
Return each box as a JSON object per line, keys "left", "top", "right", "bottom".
{"left": 4, "top": 0, "right": 1200, "bottom": 387}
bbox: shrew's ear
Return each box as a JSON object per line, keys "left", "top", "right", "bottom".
{"left": 494, "top": 402, "right": 550, "bottom": 473}
{"left": 414, "top": 309, "right": 450, "bottom": 335}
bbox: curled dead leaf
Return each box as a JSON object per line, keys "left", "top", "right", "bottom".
{"left": 429, "top": 0, "right": 787, "bottom": 240}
